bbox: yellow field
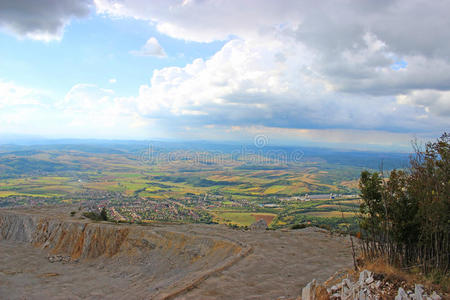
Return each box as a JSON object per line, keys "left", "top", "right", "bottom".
{"left": 0, "top": 191, "right": 54, "bottom": 198}
{"left": 264, "top": 185, "right": 286, "bottom": 194}
{"left": 302, "top": 211, "right": 357, "bottom": 218}
{"left": 316, "top": 204, "right": 340, "bottom": 209}
{"left": 340, "top": 179, "right": 359, "bottom": 189}
{"left": 336, "top": 199, "right": 361, "bottom": 205}
{"left": 0, "top": 191, "right": 19, "bottom": 197}
{"left": 213, "top": 211, "right": 277, "bottom": 227}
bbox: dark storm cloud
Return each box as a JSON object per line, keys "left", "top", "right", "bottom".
{"left": 0, "top": 0, "right": 92, "bottom": 40}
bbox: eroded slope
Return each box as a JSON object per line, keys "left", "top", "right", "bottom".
{"left": 0, "top": 207, "right": 248, "bottom": 299}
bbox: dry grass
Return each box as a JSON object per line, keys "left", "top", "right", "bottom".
{"left": 320, "top": 257, "right": 449, "bottom": 299}
{"left": 360, "top": 257, "right": 450, "bottom": 295}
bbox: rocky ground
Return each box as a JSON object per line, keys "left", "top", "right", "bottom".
{"left": 301, "top": 269, "right": 445, "bottom": 300}
{"left": 0, "top": 206, "right": 354, "bottom": 299}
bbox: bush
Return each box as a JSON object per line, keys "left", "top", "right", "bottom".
{"left": 291, "top": 223, "right": 308, "bottom": 230}
{"left": 100, "top": 207, "right": 108, "bottom": 221}
{"left": 82, "top": 208, "right": 108, "bottom": 222}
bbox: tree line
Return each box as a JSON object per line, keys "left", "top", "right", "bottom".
{"left": 359, "top": 133, "right": 449, "bottom": 275}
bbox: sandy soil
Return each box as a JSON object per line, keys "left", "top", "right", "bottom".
{"left": 170, "top": 225, "right": 353, "bottom": 300}
{"left": 0, "top": 240, "right": 140, "bottom": 299}
{"left": 0, "top": 206, "right": 354, "bottom": 299}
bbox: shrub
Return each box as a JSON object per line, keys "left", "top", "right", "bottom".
{"left": 291, "top": 223, "right": 308, "bottom": 230}
{"left": 82, "top": 208, "right": 108, "bottom": 222}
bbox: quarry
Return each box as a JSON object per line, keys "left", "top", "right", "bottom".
{"left": 0, "top": 206, "right": 354, "bottom": 299}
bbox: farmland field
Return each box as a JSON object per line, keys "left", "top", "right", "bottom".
{"left": 301, "top": 211, "right": 357, "bottom": 218}
{"left": 212, "top": 211, "right": 277, "bottom": 227}
{"left": 0, "top": 141, "right": 409, "bottom": 230}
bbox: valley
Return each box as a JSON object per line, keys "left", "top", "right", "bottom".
{"left": 0, "top": 141, "right": 408, "bottom": 232}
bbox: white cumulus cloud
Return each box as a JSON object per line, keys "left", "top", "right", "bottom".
{"left": 0, "top": 80, "right": 43, "bottom": 108}
{"left": 133, "top": 38, "right": 445, "bottom": 133}
{"left": 93, "top": 0, "right": 450, "bottom": 135}
{"left": 130, "top": 37, "right": 167, "bottom": 58}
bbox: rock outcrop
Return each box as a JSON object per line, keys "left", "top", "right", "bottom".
{"left": 301, "top": 270, "right": 443, "bottom": 300}
{"left": 301, "top": 279, "right": 330, "bottom": 300}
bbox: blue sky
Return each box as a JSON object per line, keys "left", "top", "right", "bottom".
{"left": 0, "top": 15, "right": 224, "bottom": 98}
{"left": 0, "top": 1, "right": 449, "bottom": 151}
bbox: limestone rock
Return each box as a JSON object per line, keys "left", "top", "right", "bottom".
{"left": 301, "top": 279, "right": 330, "bottom": 300}
{"left": 430, "top": 291, "right": 441, "bottom": 300}
{"left": 342, "top": 278, "right": 352, "bottom": 289}
{"left": 365, "top": 277, "right": 374, "bottom": 284}
{"left": 300, "top": 269, "right": 444, "bottom": 300}
{"left": 330, "top": 293, "right": 340, "bottom": 300}
{"left": 415, "top": 284, "right": 424, "bottom": 300}
{"left": 395, "top": 287, "right": 408, "bottom": 300}
{"left": 302, "top": 279, "right": 317, "bottom": 300}
{"left": 358, "top": 270, "right": 372, "bottom": 284}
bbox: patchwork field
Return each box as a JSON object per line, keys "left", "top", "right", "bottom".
{"left": 0, "top": 142, "right": 408, "bottom": 231}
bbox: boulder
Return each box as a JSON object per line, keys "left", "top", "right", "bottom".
{"left": 342, "top": 278, "right": 352, "bottom": 289}
{"left": 430, "top": 291, "right": 441, "bottom": 300}
{"left": 358, "top": 270, "right": 372, "bottom": 284}
{"left": 395, "top": 287, "right": 408, "bottom": 300}
{"left": 330, "top": 293, "right": 340, "bottom": 300}
{"left": 358, "top": 289, "right": 367, "bottom": 300}
{"left": 415, "top": 284, "right": 424, "bottom": 300}
{"left": 301, "top": 279, "right": 330, "bottom": 300}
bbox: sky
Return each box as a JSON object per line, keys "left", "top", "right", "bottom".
{"left": 0, "top": 0, "right": 449, "bottom": 151}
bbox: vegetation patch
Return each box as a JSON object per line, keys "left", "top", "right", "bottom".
{"left": 251, "top": 213, "right": 276, "bottom": 225}
{"left": 213, "top": 212, "right": 257, "bottom": 227}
